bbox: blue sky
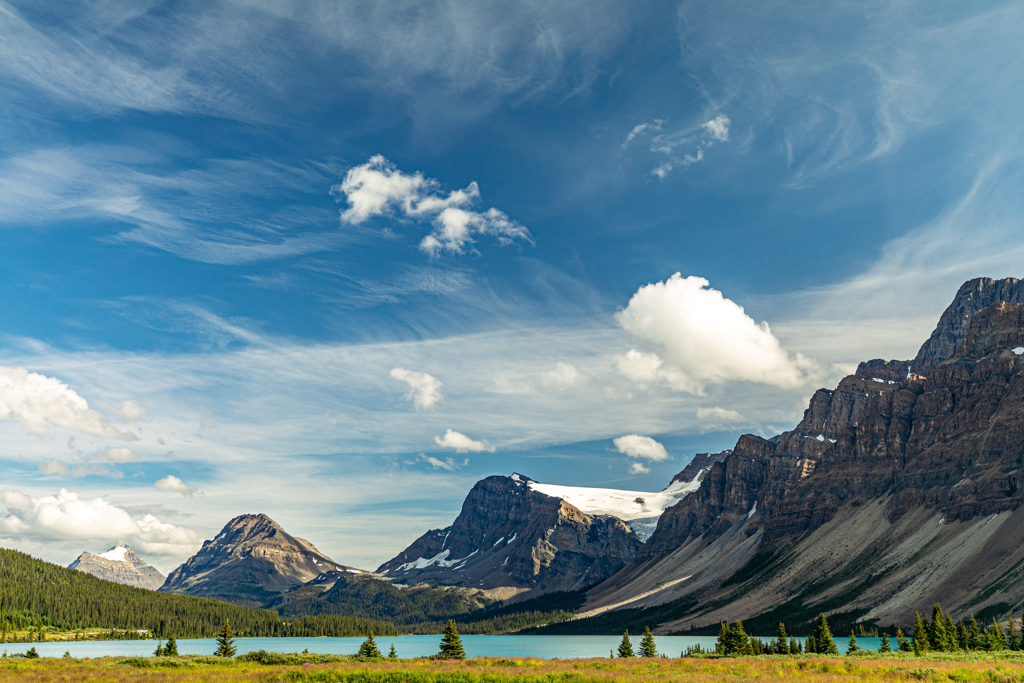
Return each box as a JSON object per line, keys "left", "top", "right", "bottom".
{"left": 2, "top": 0, "right": 1023, "bottom": 572}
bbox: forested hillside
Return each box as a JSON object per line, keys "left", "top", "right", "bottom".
{"left": 0, "top": 549, "right": 396, "bottom": 638}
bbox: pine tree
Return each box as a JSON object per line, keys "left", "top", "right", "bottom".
{"left": 776, "top": 623, "right": 789, "bottom": 654}
{"left": 358, "top": 634, "right": 381, "bottom": 658}
{"left": 990, "top": 618, "right": 1007, "bottom": 651}
{"left": 956, "top": 621, "right": 969, "bottom": 651}
{"left": 847, "top": 631, "right": 860, "bottom": 654}
{"left": 968, "top": 615, "right": 981, "bottom": 651}
{"left": 813, "top": 614, "right": 838, "bottom": 655}
{"left": 733, "top": 622, "right": 753, "bottom": 655}
{"left": 806, "top": 636, "right": 817, "bottom": 654}
{"left": 617, "top": 630, "right": 634, "bottom": 658}
{"left": 1008, "top": 617, "right": 1019, "bottom": 651}
{"left": 388, "top": 644, "right": 397, "bottom": 659}
{"left": 639, "top": 627, "right": 657, "bottom": 657}
{"left": 879, "top": 634, "right": 892, "bottom": 653}
{"left": 929, "top": 605, "right": 948, "bottom": 652}
{"left": 165, "top": 635, "right": 178, "bottom": 657}
{"left": 153, "top": 640, "right": 164, "bottom": 657}
{"left": 716, "top": 623, "right": 730, "bottom": 655}
{"left": 439, "top": 621, "right": 466, "bottom": 660}
{"left": 912, "top": 612, "right": 929, "bottom": 654}
{"left": 896, "top": 628, "right": 911, "bottom": 652}
{"left": 214, "top": 620, "right": 236, "bottom": 657}
{"left": 789, "top": 637, "right": 800, "bottom": 655}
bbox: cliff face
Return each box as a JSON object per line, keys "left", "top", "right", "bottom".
{"left": 161, "top": 513, "right": 359, "bottom": 607}
{"left": 377, "top": 474, "right": 643, "bottom": 595}
{"left": 583, "top": 279, "right": 1024, "bottom": 632}
{"left": 68, "top": 546, "right": 165, "bottom": 590}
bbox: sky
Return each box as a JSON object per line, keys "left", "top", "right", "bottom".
{"left": 1, "top": 0, "right": 1023, "bottom": 574}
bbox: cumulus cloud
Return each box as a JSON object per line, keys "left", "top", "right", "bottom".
{"left": 702, "top": 115, "right": 731, "bottom": 142}
{"left": 92, "top": 447, "right": 140, "bottom": 463}
{"left": 38, "top": 459, "right": 69, "bottom": 475}
{"left": 696, "top": 406, "right": 745, "bottom": 423}
{"left": 0, "top": 366, "right": 136, "bottom": 440}
{"left": 615, "top": 274, "right": 817, "bottom": 394}
{"left": 434, "top": 429, "right": 494, "bottom": 453}
{"left": 334, "top": 156, "right": 532, "bottom": 255}
{"left": 111, "top": 399, "right": 148, "bottom": 422}
{"left": 390, "top": 367, "right": 443, "bottom": 410}
{"left": 613, "top": 434, "right": 670, "bottom": 462}
{"left": 629, "top": 462, "right": 651, "bottom": 475}
{"left": 613, "top": 348, "right": 701, "bottom": 394}
{"left": 540, "top": 362, "right": 587, "bottom": 389}
{"left": 155, "top": 475, "right": 198, "bottom": 497}
{"left": 0, "top": 488, "right": 200, "bottom": 556}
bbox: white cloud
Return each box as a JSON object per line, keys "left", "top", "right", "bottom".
{"left": 155, "top": 475, "right": 198, "bottom": 497}
{"left": 540, "top": 362, "right": 586, "bottom": 389}
{"left": 629, "top": 462, "right": 650, "bottom": 474}
{"left": 434, "top": 429, "right": 494, "bottom": 453}
{"left": 334, "top": 156, "right": 532, "bottom": 254}
{"left": 420, "top": 455, "right": 461, "bottom": 471}
{"left": 92, "top": 447, "right": 140, "bottom": 464}
{"left": 613, "top": 349, "right": 701, "bottom": 394}
{"left": 0, "top": 366, "right": 136, "bottom": 440}
{"left": 390, "top": 367, "right": 443, "bottom": 410}
{"left": 111, "top": 399, "right": 148, "bottom": 422}
{"left": 696, "top": 406, "right": 746, "bottom": 424}
{"left": 0, "top": 488, "right": 199, "bottom": 557}
{"left": 71, "top": 464, "right": 124, "bottom": 479}
{"left": 199, "top": 414, "right": 217, "bottom": 430}
{"left": 613, "top": 434, "right": 670, "bottom": 462}
{"left": 702, "top": 115, "right": 730, "bottom": 142}
{"left": 38, "top": 459, "right": 68, "bottom": 475}
{"left": 615, "top": 274, "right": 817, "bottom": 394}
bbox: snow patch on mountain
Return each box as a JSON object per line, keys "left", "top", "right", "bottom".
{"left": 97, "top": 546, "right": 128, "bottom": 562}
{"left": 527, "top": 474, "right": 701, "bottom": 522}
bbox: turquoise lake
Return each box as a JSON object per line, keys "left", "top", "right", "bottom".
{"left": 11, "top": 635, "right": 884, "bottom": 659}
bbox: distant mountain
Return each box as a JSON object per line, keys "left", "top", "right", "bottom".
{"left": 376, "top": 470, "right": 710, "bottom": 596}
{"left": 161, "top": 513, "right": 363, "bottom": 607}
{"left": 68, "top": 545, "right": 165, "bottom": 590}
{"left": 569, "top": 277, "right": 1024, "bottom": 635}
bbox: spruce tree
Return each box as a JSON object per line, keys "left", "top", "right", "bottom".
{"left": 789, "top": 637, "right": 800, "bottom": 655}
{"left": 358, "top": 634, "right": 381, "bottom": 658}
{"left": 912, "top": 612, "right": 929, "bottom": 654}
{"left": 990, "top": 618, "right": 1007, "bottom": 651}
{"left": 879, "top": 634, "right": 892, "bottom": 653}
{"left": 639, "top": 627, "right": 657, "bottom": 658}
{"left": 716, "top": 623, "right": 729, "bottom": 655}
{"left": 730, "top": 622, "right": 753, "bottom": 655}
{"left": 968, "top": 615, "right": 981, "bottom": 650}
{"left": 153, "top": 640, "right": 164, "bottom": 657}
{"left": 165, "top": 635, "right": 178, "bottom": 657}
{"left": 388, "top": 644, "right": 397, "bottom": 659}
{"left": 1007, "top": 617, "right": 1019, "bottom": 651}
{"left": 806, "top": 635, "right": 816, "bottom": 654}
{"left": 813, "top": 614, "right": 838, "bottom": 655}
{"left": 929, "top": 605, "right": 948, "bottom": 651}
{"left": 214, "top": 620, "right": 236, "bottom": 657}
{"left": 776, "top": 623, "right": 789, "bottom": 654}
{"left": 439, "top": 621, "right": 466, "bottom": 660}
{"left": 956, "top": 621, "right": 969, "bottom": 651}
{"left": 617, "top": 630, "right": 634, "bottom": 658}
{"left": 896, "top": 628, "right": 911, "bottom": 652}
{"left": 847, "top": 631, "right": 860, "bottom": 654}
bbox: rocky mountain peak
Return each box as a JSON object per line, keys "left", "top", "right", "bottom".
{"left": 69, "top": 545, "right": 165, "bottom": 590}
{"left": 161, "top": 513, "right": 361, "bottom": 606}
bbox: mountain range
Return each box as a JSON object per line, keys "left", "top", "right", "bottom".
{"left": 69, "top": 276, "right": 1024, "bottom": 635}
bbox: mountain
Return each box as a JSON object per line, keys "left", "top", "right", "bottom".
{"left": 570, "top": 277, "right": 1024, "bottom": 634}
{"left": 68, "top": 545, "right": 165, "bottom": 590}
{"left": 161, "top": 513, "right": 363, "bottom": 607}
{"left": 376, "top": 469, "right": 712, "bottom": 596}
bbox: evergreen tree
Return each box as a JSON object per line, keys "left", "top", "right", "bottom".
{"left": 895, "top": 628, "right": 911, "bottom": 652}
{"left": 813, "top": 614, "right": 838, "bottom": 655}
{"left": 879, "top": 634, "right": 891, "bottom": 653}
{"left": 929, "top": 604, "right": 948, "bottom": 651}
{"left": 776, "top": 623, "right": 789, "bottom": 654}
{"left": 912, "top": 612, "right": 929, "bottom": 654}
{"left": 617, "top": 630, "right": 634, "bottom": 658}
{"left": 24, "top": 647, "right": 39, "bottom": 659}
{"left": 388, "top": 643, "right": 397, "bottom": 660}
{"left": 214, "top": 620, "right": 236, "bottom": 657}
{"left": 989, "top": 618, "right": 1007, "bottom": 651}
{"left": 165, "top": 635, "right": 178, "bottom": 657}
{"left": 722, "top": 622, "right": 752, "bottom": 655}
{"left": 956, "top": 621, "right": 969, "bottom": 650}
{"left": 806, "top": 636, "right": 817, "bottom": 654}
{"left": 716, "top": 623, "right": 730, "bottom": 655}
{"left": 439, "top": 621, "right": 466, "bottom": 660}
{"left": 358, "top": 634, "right": 381, "bottom": 658}
{"left": 1008, "top": 617, "right": 1019, "bottom": 651}
{"left": 153, "top": 640, "right": 164, "bottom": 657}
{"left": 789, "top": 637, "right": 800, "bottom": 655}
{"left": 847, "top": 631, "right": 860, "bottom": 654}
{"left": 639, "top": 627, "right": 657, "bottom": 658}
{"left": 967, "top": 615, "right": 982, "bottom": 651}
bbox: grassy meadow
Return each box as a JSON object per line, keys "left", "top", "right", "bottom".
{"left": 4, "top": 654, "right": 1024, "bottom": 683}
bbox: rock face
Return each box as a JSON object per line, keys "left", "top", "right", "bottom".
{"left": 161, "top": 513, "right": 359, "bottom": 607}
{"left": 582, "top": 278, "right": 1024, "bottom": 633}
{"left": 69, "top": 546, "right": 165, "bottom": 590}
{"left": 377, "top": 474, "right": 644, "bottom": 594}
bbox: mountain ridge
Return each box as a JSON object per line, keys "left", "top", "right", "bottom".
{"left": 68, "top": 545, "right": 165, "bottom": 590}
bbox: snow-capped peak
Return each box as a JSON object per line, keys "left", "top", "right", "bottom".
{"left": 97, "top": 546, "right": 129, "bottom": 562}
{"left": 527, "top": 474, "right": 701, "bottom": 522}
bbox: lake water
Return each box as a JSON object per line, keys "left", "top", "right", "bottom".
{"left": 10, "top": 635, "right": 884, "bottom": 659}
